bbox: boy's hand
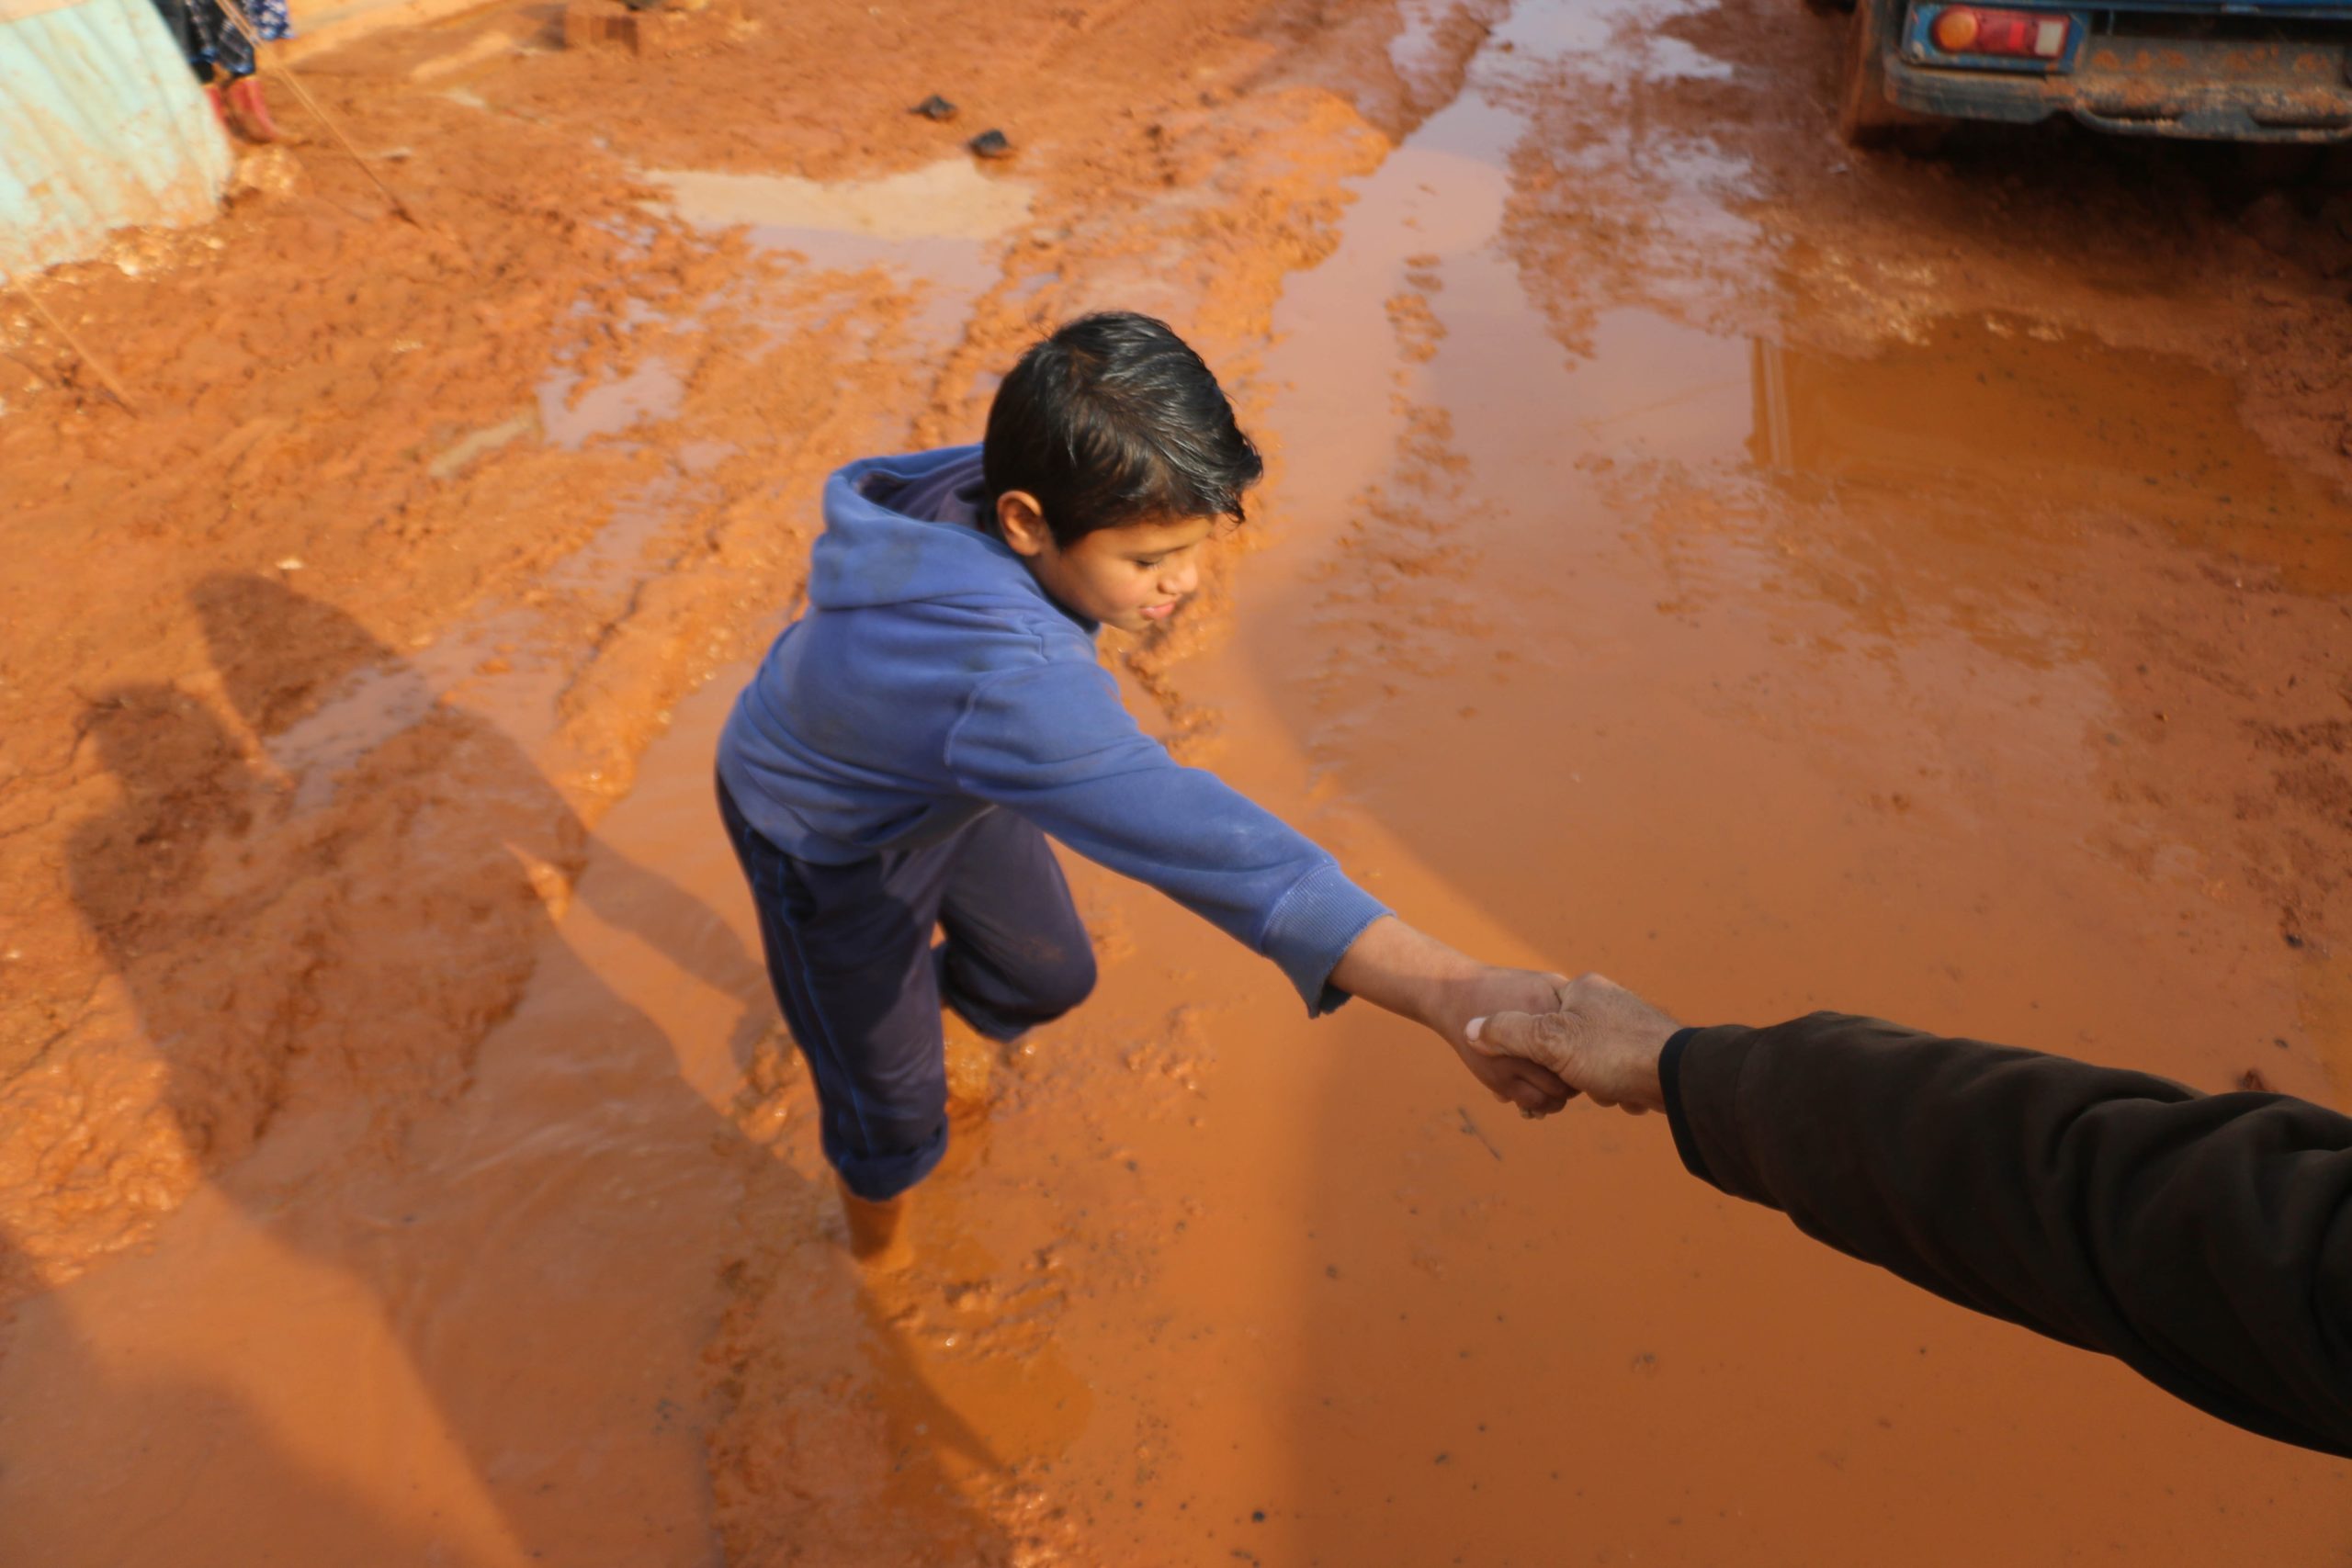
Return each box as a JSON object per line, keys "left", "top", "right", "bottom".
{"left": 1329, "top": 919, "right": 1577, "bottom": 1116}
{"left": 1432, "top": 965, "right": 1578, "bottom": 1117}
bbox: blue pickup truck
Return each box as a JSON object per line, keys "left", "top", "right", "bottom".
{"left": 1832, "top": 0, "right": 2352, "bottom": 145}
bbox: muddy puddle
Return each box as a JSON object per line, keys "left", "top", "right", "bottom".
{"left": 3, "top": 0, "right": 2348, "bottom": 1563}
{"left": 647, "top": 158, "right": 1034, "bottom": 344}
{"left": 1750, "top": 315, "right": 2352, "bottom": 591}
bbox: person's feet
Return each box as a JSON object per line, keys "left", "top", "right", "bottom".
{"left": 835, "top": 1179, "right": 915, "bottom": 1272}
{"left": 225, "top": 76, "right": 278, "bottom": 143}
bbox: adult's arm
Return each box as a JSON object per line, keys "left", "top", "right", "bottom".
{"left": 1665, "top": 1011, "right": 2352, "bottom": 1458}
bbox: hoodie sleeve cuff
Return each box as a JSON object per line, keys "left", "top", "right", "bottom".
{"left": 1258, "top": 862, "right": 1392, "bottom": 1018}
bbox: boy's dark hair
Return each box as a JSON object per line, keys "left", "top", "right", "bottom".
{"left": 982, "top": 312, "right": 1264, "bottom": 545}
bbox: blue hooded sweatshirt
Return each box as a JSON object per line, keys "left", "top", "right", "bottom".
{"left": 716, "top": 444, "right": 1391, "bottom": 1014}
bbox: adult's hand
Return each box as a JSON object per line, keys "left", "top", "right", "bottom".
{"left": 1465, "top": 972, "right": 1679, "bottom": 1115}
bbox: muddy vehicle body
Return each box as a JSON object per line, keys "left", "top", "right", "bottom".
{"left": 1833, "top": 0, "right": 2352, "bottom": 145}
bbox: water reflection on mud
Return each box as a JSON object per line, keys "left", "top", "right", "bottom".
{"left": 1750, "top": 317, "right": 2352, "bottom": 592}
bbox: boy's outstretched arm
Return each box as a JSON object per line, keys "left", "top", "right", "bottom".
{"left": 945, "top": 660, "right": 1574, "bottom": 1113}
{"left": 1329, "top": 917, "right": 1576, "bottom": 1116}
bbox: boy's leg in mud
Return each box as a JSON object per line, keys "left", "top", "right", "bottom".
{"left": 934, "top": 808, "right": 1098, "bottom": 1084}
{"left": 717, "top": 780, "right": 962, "bottom": 1266}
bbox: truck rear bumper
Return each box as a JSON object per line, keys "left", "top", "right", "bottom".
{"left": 1885, "top": 34, "right": 2352, "bottom": 140}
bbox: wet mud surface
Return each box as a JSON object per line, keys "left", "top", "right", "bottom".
{"left": 4, "top": 0, "right": 2350, "bottom": 1561}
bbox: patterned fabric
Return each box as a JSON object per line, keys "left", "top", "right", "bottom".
{"left": 148, "top": 0, "right": 289, "bottom": 81}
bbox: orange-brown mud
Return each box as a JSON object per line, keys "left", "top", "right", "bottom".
{"left": 3, "top": 0, "right": 2350, "bottom": 1562}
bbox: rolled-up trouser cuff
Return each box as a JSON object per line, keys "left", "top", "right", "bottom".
{"left": 828, "top": 1119, "right": 949, "bottom": 1201}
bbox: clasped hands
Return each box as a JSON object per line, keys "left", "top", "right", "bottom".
{"left": 1329, "top": 919, "right": 1676, "bottom": 1119}
{"left": 1464, "top": 971, "right": 1679, "bottom": 1117}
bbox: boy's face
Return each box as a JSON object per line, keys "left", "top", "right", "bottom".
{"left": 998, "top": 494, "right": 1216, "bottom": 635}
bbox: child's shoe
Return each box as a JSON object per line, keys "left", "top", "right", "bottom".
{"left": 226, "top": 76, "right": 279, "bottom": 143}
{"left": 836, "top": 1178, "right": 915, "bottom": 1272}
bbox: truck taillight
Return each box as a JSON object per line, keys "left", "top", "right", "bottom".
{"left": 1928, "top": 6, "right": 2072, "bottom": 61}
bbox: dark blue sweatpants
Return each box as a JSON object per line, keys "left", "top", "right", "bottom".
{"left": 718, "top": 777, "right": 1098, "bottom": 1200}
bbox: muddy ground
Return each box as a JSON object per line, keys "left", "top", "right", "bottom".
{"left": 2, "top": 0, "right": 2349, "bottom": 1561}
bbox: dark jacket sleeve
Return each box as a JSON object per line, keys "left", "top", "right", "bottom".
{"left": 1660, "top": 1012, "right": 2352, "bottom": 1458}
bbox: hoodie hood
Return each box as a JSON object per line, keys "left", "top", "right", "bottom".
{"left": 807, "top": 445, "right": 1069, "bottom": 618}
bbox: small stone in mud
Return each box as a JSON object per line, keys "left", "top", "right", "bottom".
{"left": 969, "top": 129, "right": 1015, "bottom": 160}
{"left": 911, "top": 94, "right": 958, "bottom": 120}
{"left": 942, "top": 1279, "right": 996, "bottom": 1310}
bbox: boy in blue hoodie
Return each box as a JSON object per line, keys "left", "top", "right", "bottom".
{"left": 718, "top": 312, "right": 1571, "bottom": 1262}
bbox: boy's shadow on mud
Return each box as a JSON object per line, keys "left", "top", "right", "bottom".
{"left": 26, "top": 571, "right": 1012, "bottom": 1565}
